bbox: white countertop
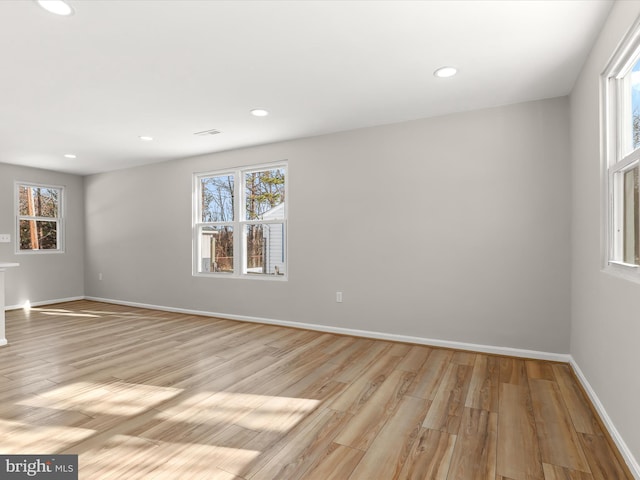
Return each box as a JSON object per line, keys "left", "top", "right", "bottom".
{"left": 0, "top": 263, "right": 19, "bottom": 268}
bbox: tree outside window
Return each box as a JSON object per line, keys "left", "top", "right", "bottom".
{"left": 195, "top": 164, "right": 286, "bottom": 278}
{"left": 17, "top": 184, "right": 63, "bottom": 252}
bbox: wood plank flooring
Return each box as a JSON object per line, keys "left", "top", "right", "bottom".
{"left": 0, "top": 300, "right": 632, "bottom": 479}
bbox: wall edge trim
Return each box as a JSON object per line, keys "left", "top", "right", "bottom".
{"left": 85, "top": 295, "right": 571, "bottom": 361}
{"left": 569, "top": 356, "right": 640, "bottom": 479}
{"left": 10, "top": 296, "right": 637, "bottom": 476}
{"left": 5, "top": 296, "right": 85, "bottom": 311}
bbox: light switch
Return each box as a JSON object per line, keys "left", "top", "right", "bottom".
{"left": 0, "top": 234, "right": 10, "bottom": 243}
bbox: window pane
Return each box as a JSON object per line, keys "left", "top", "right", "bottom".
{"left": 245, "top": 223, "right": 285, "bottom": 276}
{"left": 19, "top": 186, "right": 60, "bottom": 217}
{"left": 199, "top": 226, "right": 233, "bottom": 273}
{"left": 19, "top": 220, "right": 58, "bottom": 250}
{"left": 201, "top": 175, "right": 234, "bottom": 222}
{"left": 632, "top": 58, "right": 640, "bottom": 151}
{"left": 245, "top": 168, "right": 285, "bottom": 220}
{"left": 623, "top": 166, "right": 640, "bottom": 265}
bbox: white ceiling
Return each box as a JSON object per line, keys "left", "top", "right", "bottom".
{"left": 0, "top": 0, "right": 613, "bottom": 176}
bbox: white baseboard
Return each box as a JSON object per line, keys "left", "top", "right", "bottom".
{"left": 10, "top": 295, "right": 639, "bottom": 477}
{"left": 85, "top": 295, "right": 571, "bottom": 362}
{"left": 5, "top": 296, "right": 85, "bottom": 311}
{"left": 569, "top": 357, "right": 640, "bottom": 479}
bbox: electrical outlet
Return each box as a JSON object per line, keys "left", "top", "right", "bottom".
{"left": 0, "top": 234, "right": 10, "bottom": 243}
{"left": 336, "top": 292, "right": 343, "bottom": 303}
{"left": 98, "top": 273, "right": 103, "bottom": 281}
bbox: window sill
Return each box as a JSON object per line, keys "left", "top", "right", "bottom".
{"left": 603, "top": 261, "right": 640, "bottom": 285}
{"left": 193, "top": 272, "right": 288, "bottom": 281}
{"left": 608, "top": 260, "right": 639, "bottom": 269}
{"left": 15, "top": 249, "right": 65, "bottom": 255}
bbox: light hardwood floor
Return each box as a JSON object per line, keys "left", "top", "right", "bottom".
{"left": 0, "top": 300, "right": 632, "bottom": 479}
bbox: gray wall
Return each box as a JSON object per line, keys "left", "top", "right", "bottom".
{"left": 571, "top": 0, "right": 640, "bottom": 463}
{"left": 84, "top": 97, "right": 571, "bottom": 353}
{"left": 0, "top": 163, "right": 85, "bottom": 307}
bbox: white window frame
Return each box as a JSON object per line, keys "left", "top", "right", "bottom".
{"left": 602, "top": 16, "right": 640, "bottom": 282}
{"left": 192, "top": 161, "right": 288, "bottom": 280}
{"left": 15, "top": 181, "right": 65, "bottom": 254}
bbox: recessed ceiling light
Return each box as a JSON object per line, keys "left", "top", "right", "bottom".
{"left": 139, "top": 136, "right": 154, "bottom": 141}
{"left": 434, "top": 66, "right": 458, "bottom": 78}
{"left": 64, "top": 154, "right": 76, "bottom": 159}
{"left": 36, "top": 0, "right": 74, "bottom": 16}
{"left": 250, "top": 109, "right": 269, "bottom": 117}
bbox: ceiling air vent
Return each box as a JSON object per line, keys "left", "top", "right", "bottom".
{"left": 193, "top": 129, "right": 222, "bottom": 137}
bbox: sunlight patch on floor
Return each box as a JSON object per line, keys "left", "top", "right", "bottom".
{"left": 19, "top": 380, "right": 182, "bottom": 416}
{"left": 80, "top": 433, "right": 261, "bottom": 480}
{"left": 0, "top": 418, "right": 95, "bottom": 454}
{"left": 30, "top": 307, "right": 101, "bottom": 318}
{"left": 234, "top": 395, "right": 321, "bottom": 432}
{"left": 155, "top": 390, "right": 321, "bottom": 433}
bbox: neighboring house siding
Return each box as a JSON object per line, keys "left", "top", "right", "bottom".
{"left": 263, "top": 203, "right": 285, "bottom": 275}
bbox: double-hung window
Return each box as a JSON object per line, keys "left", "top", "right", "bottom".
{"left": 194, "top": 162, "right": 287, "bottom": 279}
{"left": 16, "top": 182, "right": 64, "bottom": 252}
{"left": 603, "top": 19, "right": 640, "bottom": 279}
